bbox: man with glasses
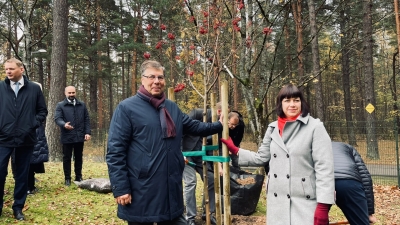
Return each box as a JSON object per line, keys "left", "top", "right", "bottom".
{"left": 106, "top": 60, "right": 223, "bottom": 225}
{"left": 225, "top": 111, "right": 245, "bottom": 169}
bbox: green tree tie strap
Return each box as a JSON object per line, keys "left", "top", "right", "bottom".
{"left": 182, "top": 145, "right": 230, "bottom": 163}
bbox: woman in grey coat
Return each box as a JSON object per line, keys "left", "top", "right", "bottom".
{"left": 221, "top": 84, "right": 335, "bottom": 225}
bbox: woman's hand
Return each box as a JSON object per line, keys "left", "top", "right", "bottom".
{"left": 314, "top": 203, "right": 331, "bottom": 225}
{"left": 220, "top": 137, "right": 239, "bottom": 155}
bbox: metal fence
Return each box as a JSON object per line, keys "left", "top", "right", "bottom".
{"left": 88, "top": 120, "right": 400, "bottom": 187}
{"left": 325, "top": 120, "right": 400, "bottom": 186}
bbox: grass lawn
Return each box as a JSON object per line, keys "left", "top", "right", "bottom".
{"left": 2, "top": 161, "right": 124, "bottom": 225}
{"left": 1, "top": 161, "right": 399, "bottom": 224}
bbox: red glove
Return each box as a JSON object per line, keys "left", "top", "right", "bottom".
{"left": 314, "top": 203, "right": 331, "bottom": 225}
{"left": 220, "top": 137, "right": 239, "bottom": 155}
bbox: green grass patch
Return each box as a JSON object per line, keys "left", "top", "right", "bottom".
{"left": 2, "top": 162, "right": 124, "bottom": 225}
{"left": 1, "top": 162, "right": 397, "bottom": 224}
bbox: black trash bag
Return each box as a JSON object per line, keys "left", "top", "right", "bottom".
{"left": 74, "top": 178, "right": 112, "bottom": 193}
{"left": 229, "top": 167, "right": 265, "bottom": 216}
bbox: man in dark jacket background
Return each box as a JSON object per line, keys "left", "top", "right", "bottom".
{"left": 182, "top": 108, "right": 219, "bottom": 225}
{"left": 332, "top": 141, "right": 377, "bottom": 224}
{"left": 55, "top": 86, "right": 91, "bottom": 186}
{"left": 225, "top": 111, "right": 244, "bottom": 169}
{"left": 106, "top": 60, "right": 223, "bottom": 225}
{"left": 0, "top": 58, "right": 48, "bottom": 220}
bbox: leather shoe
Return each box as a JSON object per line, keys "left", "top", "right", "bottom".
{"left": 75, "top": 177, "right": 83, "bottom": 182}
{"left": 13, "top": 210, "right": 24, "bottom": 220}
{"left": 65, "top": 179, "right": 71, "bottom": 186}
{"left": 27, "top": 188, "right": 38, "bottom": 195}
{"left": 201, "top": 214, "right": 217, "bottom": 225}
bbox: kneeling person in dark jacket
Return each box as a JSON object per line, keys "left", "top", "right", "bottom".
{"left": 332, "top": 141, "right": 377, "bottom": 224}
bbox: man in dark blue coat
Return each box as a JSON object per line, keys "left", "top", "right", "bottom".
{"left": 0, "top": 58, "right": 48, "bottom": 220}
{"left": 106, "top": 60, "right": 223, "bottom": 225}
{"left": 55, "top": 86, "right": 91, "bottom": 186}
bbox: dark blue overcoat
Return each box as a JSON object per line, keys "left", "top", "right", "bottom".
{"left": 106, "top": 95, "right": 222, "bottom": 223}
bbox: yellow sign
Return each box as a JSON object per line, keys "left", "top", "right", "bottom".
{"left": 365, "top": 103, "right": 375, "bottom": 114}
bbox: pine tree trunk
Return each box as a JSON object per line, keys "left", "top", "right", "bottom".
{"left": 340, "top": 1, "right": 357, "bottom": 146}
{"left": 308, "top": 0, "right": 324, "bottom": 121}
{"left": 362, "top": 0, "right": 379, "bottom": 159}
{"left": 46, "top": 0, "right": 68, "bottom": 162}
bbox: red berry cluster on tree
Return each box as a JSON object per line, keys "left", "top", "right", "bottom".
{"left": 160, "top": 24, "right": 167, "bottom": 30}
{"left": 155, "top": 41, "right": 163, "bottom": 49}
{"left": 246, "top": 38, "right": 252, "bottom": 48}
{"left": 146, "top": 24, "right": 152, "bottom": 31}
{"left": 232, "top": 17, "right": 241, "bottom": 32}
{"left": 186, "top": 70, "right": 194, "bottom": 76}
{"left": 263, "top": 27, "right": 272, "bottom": 35}
{"left": 190, "top": 59, "right": 197, "bottom": 65}
{"left": 174, "top": 83, "right": 186, "bottom": 92}
{"left": 199, "top": 27, "right": 208, "bottom": 34}
{"left": 143, "top": 52, "right": 150, "bottom": 59}
{"left": 238, "top": 0, "right": 244, "bottom": 10}
{"left": 167, "top": 33, "right": 175, "bottom": 40}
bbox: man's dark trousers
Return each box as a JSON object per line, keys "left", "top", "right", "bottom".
{"left": 0, "top": 146, "right": 33, "bottom": 211}
{"left": 335, "top": 179, "right": 369, "bottom": 225}
{"left": 63, "top": 142, "right": 84, "bottom": 180}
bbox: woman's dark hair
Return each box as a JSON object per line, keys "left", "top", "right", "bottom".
{"left": 275, "top": 84, "right": 310, "bottom": 118}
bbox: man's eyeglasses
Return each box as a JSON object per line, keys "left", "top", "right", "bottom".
{"left": 142, "top": 75, "right": 165, "bottom": 81}
{"left": 228, "top": 122, "right": 239, "bottom": 127}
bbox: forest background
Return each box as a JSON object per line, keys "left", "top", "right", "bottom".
{"left": 0, "top": 0, "right": 399, "bottom": 163}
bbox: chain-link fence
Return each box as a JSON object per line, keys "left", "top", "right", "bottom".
{"left": 325, "top": 120, "right": 399, "bottom": 186}
{"left": 87, "top": 120, "right": 400, "bottom": 186}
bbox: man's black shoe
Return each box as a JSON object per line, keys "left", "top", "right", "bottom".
{"left": 65, "top": 179, "right": 71, "bottom": 186}
{"left": 201, "top": 214, "right": 217, "bottom": 225}
{"left": 27, "top": 188, "right": 38, "bottom": 195}
{"left": 13, "top": 210, "right": 24, "bottom": 220}
{"left": 74, "top": 177, "right": 83, "bottom": 182}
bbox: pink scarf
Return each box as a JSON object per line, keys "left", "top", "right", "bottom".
{"left": 137, "top": 85, "right": 176, "bottom": 138}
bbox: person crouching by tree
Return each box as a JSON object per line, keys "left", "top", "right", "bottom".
{"left": 332, "top": 141, "right": 377, "bottom": 224}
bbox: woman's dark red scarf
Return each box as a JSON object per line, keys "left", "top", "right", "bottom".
{"left": 277, "top": 113, "right": 301, "bottom": 137}
{"left": 137, "top": 85, "right": 176, "bottom": 138}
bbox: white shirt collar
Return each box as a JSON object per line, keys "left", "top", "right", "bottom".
{"left": 67, "top": 98, "right": 76, "bottom": 105}
{"left": 11, "top": 78, "right": 24, "bottom": 86}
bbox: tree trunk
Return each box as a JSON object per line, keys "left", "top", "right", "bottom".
{"left": 307, "top": 0, "right": 324, "bottom": 121}
{"left": 339, "top": 1, "right": 357, "bottom": 146}
{"left": 292, "top": 0, "right": 304, "bottom": 81}
{"left": 96, "top": 0, "right": 104, "bottom": 130}
{"left": 362, "top": 0, "right": 379, "bottom": 159}
{"left": 46, "top": 0, "right": 68, "bottom": 162}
